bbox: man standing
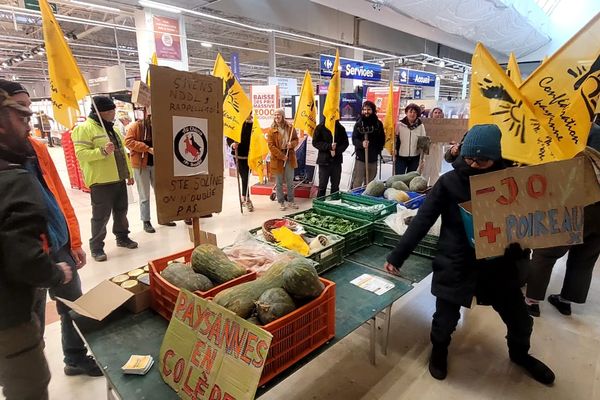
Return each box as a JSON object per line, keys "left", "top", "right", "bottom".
{"left": 313, "top": 119, "right": 349, "bottom": 197}
{"left": 0, "top": 80, "right": 103, "bottom": 378}
{"left": 125, "top": 112, "right": 176, "bottom": 232}
{"left": 0, "top": 88, "right": 73, "bottom": 400}
{"left": 73, "top": 96, "right": 137, "bottom": 261}
{"left": 352, "top": 101, "right": 385, "bottom": 188}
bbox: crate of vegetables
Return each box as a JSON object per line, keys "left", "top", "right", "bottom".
{"left": 286, "top": 208, "right": 373, "bottom": 255}
{"left": 372, "top": 221, "right": 439, "bottom": 259}
{"left": 149, "top": 244, "right": 256, "bottom": 320}
{"left": 212, "top": 255, "right": 336, "bottom": 386}
{"left": 249, "top": 220, "right": 345, "bottom": 274}
{"left": 313, "top": 192, "right": 396, "bottom": 221}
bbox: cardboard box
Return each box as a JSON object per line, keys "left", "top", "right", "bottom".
{"left": 56, "top": 269, "right": 151, "bottom": 320}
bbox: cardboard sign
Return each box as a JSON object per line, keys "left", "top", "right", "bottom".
{"left": 150, "top": 65, "right": 224, "bottom": 224}
{"left": 131, "top": 81, "right": 151, "bottom": 107}
{"left": 470, "top": 157, "right": 589, "bottom": 259}
{"left": 56, "top": 280, "right": 133, "bottom": 321}
{"left": 422, "top": 118, "right": 468, "bottom": 143}
{"left": 159, "top": 290, "right": 272, "bottom": 400}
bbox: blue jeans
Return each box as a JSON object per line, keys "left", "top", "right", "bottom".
{"left": 34, "top": 245, "right": 87, "bottom": 366}
{"left": 133, "top": 166, "right": 154, "bottom": 222}
{"left": 275, "top": 162, "right": 295, "bottom": 203}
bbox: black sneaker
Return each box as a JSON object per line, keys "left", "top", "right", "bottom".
{"left": 116, "top": 237, "right": 138, "bottom": 249}
{"left": 91, "top": 250, "right": 107, "bottom": 262}
{"left": 143, "top": 221, "right": 155, "bottom": 233}
{"left": 526, "top": 303, "right": 540, "bottom": 317}
{"left": 548, "top": 294, "right": 571, "bottom": 315}
{"left": 510, "top": 354, "right": 555, "bottom": 385}
{"left": 160, "top": 222, "right": 176, "bottom": 227}
{"left": 64, "top": 355, "right": 103, "bottom": 377}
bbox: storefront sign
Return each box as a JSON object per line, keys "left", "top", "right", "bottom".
{"left": 160, "top": 290, "right": 272, "bottom": 400}
{"left": 251, "top": 85, "right": 279, "bottom": 130}
{"left": 268, "top": 77, "right": 298, "bottom": 97}
{"left": 398, "top": 68, "right": 437, "bottom": 87}
{"left": 153, "top": 15, "right": 182, "bottom": 61}
{"left": 470, "top": 157, "right": 591, "bottom": 259}
{"left": 365, "top": 86, "right": 400, "bottom": 124}
{"left": 150, "top": 65, "right": 223, "bottom": 224}
{"left": 320, "top": 55, "right": 382, "bottom": 82}
{"left": 340, "top": 93, "right": 362, "bottom": 121}
{"left": 86, "top": 65, "right": 127, "bottom": 94}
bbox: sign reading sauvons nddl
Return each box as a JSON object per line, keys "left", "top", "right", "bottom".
{"left": 150, "top": 65, "right": 224, "bottom": 224}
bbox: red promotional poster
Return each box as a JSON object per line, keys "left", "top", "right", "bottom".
{"left": 153, "top": 16, "right": 182, "bottom": 61}
{"left": 365, "top": 86, "right": 400, "bottom": 123}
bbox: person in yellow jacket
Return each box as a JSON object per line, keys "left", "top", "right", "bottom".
{"left": 72, "top": 96, "right": 137, "bottom": 262}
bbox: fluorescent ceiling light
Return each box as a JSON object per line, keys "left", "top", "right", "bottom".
{"left": 70, "top": 1, "right": 121, "bottom": 13}
{"left": 139, "top": 1, "right": 182, "bottom": 14}
{"left": 200, "top": 42, "right": 212, "bottom": 48}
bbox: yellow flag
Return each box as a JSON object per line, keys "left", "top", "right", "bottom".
{"left": 248, "top": 113, "right": 269, "bottom": 182}
{"left": 520, "top": 13, "right": 600, "bottom": 159}
{"left": 470, "top": 43, "right": 560, "bottom": 164}
{"left": 212, "top": 53, "right": 252, "bottom": 142}
{"left": 40, "top": 0, "right": 89, "bottom": 128}
{"left": 323, "top": 50, "right": 340, "bottom": 133}
{"left": 383, "top": 80, "right": 396, "bottom": 155}
{"left": 506, "top": 52, "right": 522, "bottom": 86}
{"left": 146, "top": 52, "right": 157, "bottom": 87}
{"left": 293, "top": 70, "right": 317, "bottom": 136}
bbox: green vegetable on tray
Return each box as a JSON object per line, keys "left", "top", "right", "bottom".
{"left": 294, "top": 210, "right": 361, "bottom": 234}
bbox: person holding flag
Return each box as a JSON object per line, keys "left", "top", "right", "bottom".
{"left": 227, "top": 113, "right": 254, "bottom": 212}
{"left": 312, "top": 119, "right": 348, "bottom": 197}
{"left": 268, "top": 108, "right": 298, "bottom": 211}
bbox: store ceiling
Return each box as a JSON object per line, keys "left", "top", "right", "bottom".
{"left": 0, "top": 0, "right": 468, "bottom": 98}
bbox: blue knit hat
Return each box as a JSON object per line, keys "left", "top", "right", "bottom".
{"left": 460, "top": 124, "right": 502, "bottom": 161}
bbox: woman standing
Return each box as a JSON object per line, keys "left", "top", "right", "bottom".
{"left": 267, "top": 108, "right": 298, "bottom": 211}
{"left": 395, "top": 103, "right": 427, "bottom": 174}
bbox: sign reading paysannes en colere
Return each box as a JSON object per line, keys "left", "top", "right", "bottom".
{"left": 320, "top": 54, "right": 381, "bottom": 82}
{"left": 398, "top": 68, "right": 437, "bottom": 87}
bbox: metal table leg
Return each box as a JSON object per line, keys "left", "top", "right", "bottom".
{"left": 370, "top": 316, "right": 377, "bottom": 365}
{"left": 382, "top": 304, "right": 392, "bottom": 355}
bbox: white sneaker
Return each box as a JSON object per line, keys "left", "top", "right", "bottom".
{"left": 246, "top": 200, "right": 254, "bottom": 212}
{"left": 279, "top": 203, "right": 287, "bottom": 211}
{"left": 288, "top": 202, "right": 299, "bottom": 209}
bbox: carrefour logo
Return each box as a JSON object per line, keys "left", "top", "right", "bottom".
{"left": 323, "top": 58, "right": 333, "bottom": 69}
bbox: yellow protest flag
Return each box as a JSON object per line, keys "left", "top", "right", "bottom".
{"left": 323, "top": 50, "right": 341, "bottom": 133}
{"left": 212, "top": 53, "right": 252, "bottom": 142}
{"left": 470, "top": 42, "right": 560, "bottom": 164}
{"left": 293, "top": 70, "right": 317, "bottom": 136}
{"left": 383, "top": 80, "right": 396, "bottom": 155}
{"left": 506, "top": 52, "right": 522, "bottom": 86}
{"left": 39, "top": 0, "right": 89, "bottom": 129}
{"left": 146, "top": 52, "right": 157, "bottom": 87}
{"left": 520, "top": 13, "right": 600, "bottom": 160}
{"left": 248, "top": 113, "right": 269, "bottom": 182}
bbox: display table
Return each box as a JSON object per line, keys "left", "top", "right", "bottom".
{"left": 74, "top": 255, "right": 431, "bottom": 399}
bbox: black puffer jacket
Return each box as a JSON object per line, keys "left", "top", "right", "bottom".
{"left": 352, "top": 115, "right": 385, "bottom": 163}
{"left": 0, "top": 158, "right": 65, "bottom": 330}
{"left": 312, "top": 121, "right": 349, "bottom": 165}
{"left": 387, "top": 158, "right": 523, "bottom": 307}
{"left": 226, "top": 121, "right": 252, "bottom": 158}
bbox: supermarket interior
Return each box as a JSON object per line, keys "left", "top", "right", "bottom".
{"left": 0, "top": 1, "right": 600, "bottom": 399}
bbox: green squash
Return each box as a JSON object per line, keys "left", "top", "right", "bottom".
{"left": 363, "top": 180, "right": 385, "bottom": 196}
{"left": 256, "top": 288, "right": 296, "bottom": 325}
{"left": 391, "top": 180, "right": 409, "bottom": 191}
{"left": 191, "top": 244, "right": 246, "bottom": 284}
{"left": 385, "top": 171, "right": 420, "bottom": 188}
{"left": 283, "top": 257, "right": 324, "bottom": 300}
{"left": 161, "top": 262, "right": 214, "bottom": 292}
{"left": 409, "top": 176, "right": 428, "bottom": 192}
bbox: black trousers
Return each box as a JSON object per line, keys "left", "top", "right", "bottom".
{"left": 395, "top": 155, "right": 420, "bottom": 174}
{"left": 89, "top": 181, "right": 130, "bottom": 252}
{"left": 237, "top": 158, "right": 250, "bottom": 197}
{"left": 431, "top": 289, "right": 533, "bottom": 357}
{"left": 317, "top": 163, "right": 342, "bottom": 198}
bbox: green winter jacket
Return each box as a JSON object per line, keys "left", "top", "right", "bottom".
{"left": 72, "top": 117, "right": 133, "bottom": 187}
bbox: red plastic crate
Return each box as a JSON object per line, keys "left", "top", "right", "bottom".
{"left": 149, "top": 248, "right": 256, "bottom": 320}
{"left": 258, "top": 277, "right": 335, "bottom": 386}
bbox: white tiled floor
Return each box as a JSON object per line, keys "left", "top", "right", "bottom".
{"left": 4, "top": 145, "right": 600, "bottom": 399}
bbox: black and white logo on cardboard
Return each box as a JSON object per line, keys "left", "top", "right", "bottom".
{"left": 172, "top": 116, "right": 209, "bottom": 176}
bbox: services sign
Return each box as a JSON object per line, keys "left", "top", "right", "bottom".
{"left": 398, "top": 68, "right": 436, "bottom": 87}
{"left": 469, "top": 157, "right": 597, "bottom": 259}
{"left": 150, "top": 65, "right": 224, "bottom": 224}
{"left": 320, "top": 54, "right": 382, "bottom": 82}
{"left": 160, "top": 290, "right": 272, "bottom": 400}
